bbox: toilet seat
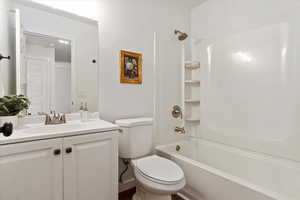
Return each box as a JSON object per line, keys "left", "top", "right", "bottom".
{"left": 134, "top": 155, "right": 184, "bottom": 184}
{"left": 132, "top": 156, "right": 186, "bottom": 195}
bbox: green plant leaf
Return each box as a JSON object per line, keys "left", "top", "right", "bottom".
{"left": 0, "top": 95, "right": 31, "bottom": 116}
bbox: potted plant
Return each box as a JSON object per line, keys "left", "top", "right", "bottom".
{"left": 0, "top": 95, "right": 30, "bottom": 128}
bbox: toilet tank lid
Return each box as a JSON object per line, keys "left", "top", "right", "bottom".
{"left": 115, "top": 117, "right": 153, "bottom": 127}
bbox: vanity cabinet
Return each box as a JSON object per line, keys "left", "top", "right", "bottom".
{"left": 63, "top": 133, "right": 118, "bottom": 200}
{"left": 0, "top": 131, "right": 118, "bottom": 200}
{"left": 0, "top": 138, "right": 63, "bottom": 200}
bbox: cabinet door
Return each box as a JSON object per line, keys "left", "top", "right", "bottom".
{"left": 0, "top": 139, "right": 63, "bottom": 200}
{"left": 63, "top": 132, "right": 118, "bottom": 200}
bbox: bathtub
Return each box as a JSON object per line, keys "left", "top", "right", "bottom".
{"left": 156, "top": 139, "right": 300, "bottom": 200}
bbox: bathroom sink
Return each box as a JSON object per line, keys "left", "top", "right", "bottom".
{"left": 19, "top": 123, "right": 85, "bottom": 134}
{"left": 17, "top": 120, "right": 114, "bottom": 135}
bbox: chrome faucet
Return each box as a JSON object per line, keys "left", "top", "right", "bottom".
{"left": 45, "top": 111, "right": 66, "bottom": 125}
{"left": 174, "top": 126, "right": 185, "bottom": 134}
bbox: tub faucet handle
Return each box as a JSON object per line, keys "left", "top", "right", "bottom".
{"left": 172, "top": 105, "right": 183, "bottom": 119}
{"left": 174, "top": 126, "right": 185, "bottom": 134}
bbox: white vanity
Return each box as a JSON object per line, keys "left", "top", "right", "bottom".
{"left": 0, "top": 119, "right": 119, "bottom": 200}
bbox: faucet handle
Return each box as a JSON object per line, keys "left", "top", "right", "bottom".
{"left": 61, "top": 114, "right": 66, "bottom": 123}
{"left": 45, "top": 114, "right": 51, "bottom": 125}
{"left": 172, "top": 105, "right": 183, "bottom": 119}
{"left": 44, "top": 112, "right": 66, "bottom": 125}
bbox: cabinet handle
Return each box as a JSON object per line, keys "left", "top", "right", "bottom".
{"left": 0, "top": 54, "right": 10, "bottom": 61}
{"left": 65, "top": 147, "right": 72, "bottom": 154}
{"left": 54, "top": 149, "right": 61, "bottom": 155}
{"left": 0, "top": 123, "right": 13, "bottom": 137}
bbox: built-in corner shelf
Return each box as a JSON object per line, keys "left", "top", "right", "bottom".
{"left": 185, "top": 118, "right": 200, "bottom": 123}
{"left": 185, "top": 61, "right": 200, "bottom": 70}
{"left": 185, "top": 80, "right": 200, "bottom": 85}
{"left": 181, "top": 58, "right": 201, "bottom": 131}
{"left": 185, "top": 99, "right": 200, "bottom": 104}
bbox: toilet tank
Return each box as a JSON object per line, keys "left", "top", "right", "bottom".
{"left": 115, "top": 118, "right": 153, "bottom": 159}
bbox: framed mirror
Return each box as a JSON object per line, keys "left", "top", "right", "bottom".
{"left": 9, "top": 0, "right": 99, "bottom": 115}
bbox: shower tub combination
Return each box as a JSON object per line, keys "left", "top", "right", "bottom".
{"left": 156, "top": 139, "right": 299, "bottom": 200}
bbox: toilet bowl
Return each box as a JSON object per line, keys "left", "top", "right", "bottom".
{"left": 131, "top": 155, "right": 186, "bottom": 200}
{"left": 115, "top": 118, "right": 185, "bottom": 200}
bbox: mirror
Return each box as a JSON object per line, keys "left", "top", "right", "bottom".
{"left": 8, "top": 0, "right": 99, "bottom": 115}
{"left": 22, "top": 32, "right": 73, "bottom": 114}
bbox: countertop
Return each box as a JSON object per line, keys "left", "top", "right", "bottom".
{"left": 0, "top": 119, "right": 119, "bottom": 145}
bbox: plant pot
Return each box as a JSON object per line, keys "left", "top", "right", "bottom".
{"left": 0, "top": 116, "right": 18, "bottom": 129}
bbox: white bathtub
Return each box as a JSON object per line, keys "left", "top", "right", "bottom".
{"left": 156, "top": 139, "right": 300, "bottom": 200}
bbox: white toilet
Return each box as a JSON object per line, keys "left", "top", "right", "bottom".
{"left": 115, "top": 118, "right": 186, "bottom": 200}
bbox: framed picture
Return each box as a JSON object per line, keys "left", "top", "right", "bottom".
{"left": 120, "top": 50, "right": 142, "bottom": 84}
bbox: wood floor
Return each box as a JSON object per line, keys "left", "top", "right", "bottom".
{"left": 119, "top": 188, "right": 184, "bottom": 200}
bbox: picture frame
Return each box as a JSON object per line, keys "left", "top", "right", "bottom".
{"left": 120, "top": 50, "right": 142, "bottom": 84}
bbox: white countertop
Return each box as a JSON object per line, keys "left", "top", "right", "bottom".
{"left": 0, "top": 119, "right": 119, "bottom": 145}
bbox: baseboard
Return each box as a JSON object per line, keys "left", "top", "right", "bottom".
{"left": 177, "top": 193, "right": 191, "bottom": 200}
{"left": 178, "top": 187, "right": 204, "bottom": 200}
{"left": 119, "top": 179, "right": 203, "bottom": 200}
{"left": 119, "top": 178, "right": 136, "bottom": 193}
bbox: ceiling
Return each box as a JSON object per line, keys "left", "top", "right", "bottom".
{"left": 25, "top": 33, "right": 71, "bottom": 63}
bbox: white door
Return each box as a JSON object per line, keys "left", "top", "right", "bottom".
{"left": 63, "top": 132, "right": 118, "bottom": 200}
{"left": 0, "top": 139, "right": 63, "bottom": 200}
{"left": 26, "top": 57, "right": 50, "bottom": 114}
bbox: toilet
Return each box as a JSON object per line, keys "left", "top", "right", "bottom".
{"left": 115, "top": 118, "right": 186, "bottom": 200}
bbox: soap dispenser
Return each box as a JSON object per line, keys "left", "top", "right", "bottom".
{"left": 79, "top": 102, "right": 84, "bottom": 121}
{"left": 82, "top": 102, "right": 89, "bottom": 122}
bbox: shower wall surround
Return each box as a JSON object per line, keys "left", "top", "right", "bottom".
{"left": 191, "top": 0, "right": 300, "bottom": 162}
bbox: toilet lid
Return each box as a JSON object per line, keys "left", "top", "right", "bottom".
{"left": 135, "top": 155, "right": 184, "bottom": 183}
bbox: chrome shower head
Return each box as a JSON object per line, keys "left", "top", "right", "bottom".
{"left": 175, "top": 30, "right": 188, "bottom": 41}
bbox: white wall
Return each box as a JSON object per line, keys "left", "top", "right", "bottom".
{"left": 13, "top": 2, "right": 99, "bottom": 111}
{"left": 191, "top": 0, "right": 300, "bottom": 162}
{"left": 98, "top": 0, "right": 199, "bottom": 145}
{"left": 97, "top": 0, "right": 204, "bottom": 190}
{"left": 54, "top": 62, "right": 71, "bottom": 113}
{"left": 30, "top": 0, "right": 100, "bottom": 21}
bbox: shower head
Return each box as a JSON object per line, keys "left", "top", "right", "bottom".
{"left": 175, "top": 30, "right": 188, "bottom": 41}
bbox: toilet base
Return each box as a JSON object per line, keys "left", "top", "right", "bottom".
{"left": 132, "top": 185, "right": 171, "bottom": 200}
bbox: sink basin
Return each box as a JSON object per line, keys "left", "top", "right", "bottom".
{"left": 19, "top": 123, "right": 83, "bottom": 134}
{"left": 18, "top": 120, "right": 99, "bottom": 135}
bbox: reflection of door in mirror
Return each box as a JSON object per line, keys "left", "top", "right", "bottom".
{"left": 0, "top": 3, "right": 18, "bottom": 97}
{"left": 26, "top": 57, "right": 50, "bottom": 114}
{"left": 23, "top": 33, "right": 72, "bottom": 115}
